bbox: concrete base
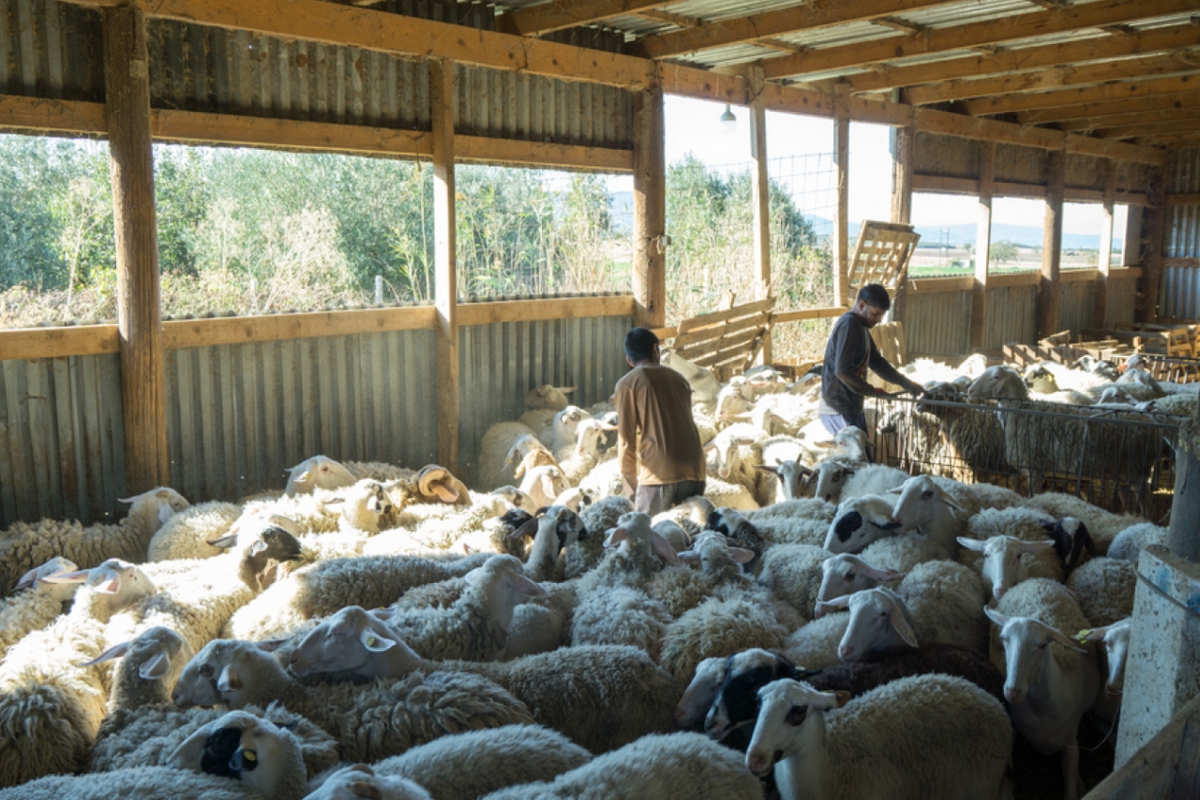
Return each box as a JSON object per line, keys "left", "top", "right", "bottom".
{"left": 1115, "top": 545, "right": 1200, "bottom": 767}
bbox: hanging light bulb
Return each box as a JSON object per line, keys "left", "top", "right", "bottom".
{"left": 719, "top": 103, "right": 737, "bottom": 136}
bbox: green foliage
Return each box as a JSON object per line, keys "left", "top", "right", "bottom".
{"left": 990, "top": 240, "right": 1020, "bottom": 265}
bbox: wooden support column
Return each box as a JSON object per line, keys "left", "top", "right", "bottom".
{"left": 632, "top": 70, "right": 665, "bottom": 329}
{"left": 1168, "top": 401, "right": 1200, "bottom": 562}
{"left": 430, "top": 58, "right": 459, "bottom": 471}
{"left": 1037, "top": 150, "right": 1065, "bottom": 340}
{"left": 970, "top": 141, "right": 994, "bottom": 352}
{"left": 1095, "top": 159, "right": 1117, "bottom": 329}
{"left": 1138, "top": 170, "right": 1165, "bottom": 324}
{"left": 103, "top": 4, "right": 168, "bottom": 493}
{"left": 890, "top": 125, "right": 914, "bottom": 225}
{"left": 1122, "top": 198, "right": 1143, "bottom": 267}
{"left": 749, "top": 67, "right": 772, "bottom": 364}
{"left": 833, "top": 111, "right": 851, "bottom": 308}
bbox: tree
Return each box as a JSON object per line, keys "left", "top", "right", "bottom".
{"left": 990, "top": 240, "right": 1020, "bottom": 266}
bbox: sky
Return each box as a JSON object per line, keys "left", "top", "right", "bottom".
{"left": 660, "top": 95, "right": 1123, "bottom": 237}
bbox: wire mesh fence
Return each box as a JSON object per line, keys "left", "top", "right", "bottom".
{"left": 867, "top": 395, "right": 1180, "bottom": 524}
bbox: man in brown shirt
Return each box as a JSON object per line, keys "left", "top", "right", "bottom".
{"left": 614, "top": 328, "right": 707, "bottom": 515}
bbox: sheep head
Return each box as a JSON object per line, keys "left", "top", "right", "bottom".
{"left": 43, "top": 557, "right": 156, "bottom": 613}
{"left": 605, "top": 511, "right": 680, "bottom": 566}
{"left": 968, "top": 365, "right": 1027, "bottom": 401}
{"left": 119, "top": 486, "right": 191, "bottom": 530}
{"left": 822, "top": 495, "right": 900, "bottom": 554}
{"left": 1023, "top": 363, "right": 1060, "bottom": 394}
{"left": 14, "top": 556, "right": 80, "bottom": 602}
{"left": 746, "top": 680, "right": 849, "bottom": 777}
{"left": 838, "top": 586, "right": 918, "bottom": 661}
{"left": 815, "top": 553, "right": 903, "bottom": 618}
{"left": 1078, "top": 618, "right": 1131, "bottom": 697}
{"left": 889, "top": 475, "right": 966, "bottom": 531}
{"left": 285, "top": 455, "right": 357, "bottom": 496}
{"left": 523, "top": 383, "right": 575, "bottom": 411}
{"left": 957, "top": 534, "right": 1053, "bottom": 601}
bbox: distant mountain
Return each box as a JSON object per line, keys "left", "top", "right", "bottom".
{"left": 805, "top": 216, "right": 1119, "bottom": 251}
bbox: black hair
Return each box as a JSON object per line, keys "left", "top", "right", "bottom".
{"left": 624, "top": 327, "right": 659, "bottom": 363}
{"left": 857, "top": 283, "right": 890, "bottom": 311}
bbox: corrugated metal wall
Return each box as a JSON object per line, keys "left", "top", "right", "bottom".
{"left": 913, "top": 132, "right": 977, "bottom": 179}
{"left": 458, "top": 314, "right": 632, "bottom": 484}
{"left": 0, "top": 354, "right": 126, "bottom": 527}
{"left": 1058, "top": 279, "right": 1098, "bottom": 338}
{"left": 0, "top": 0, "right": 103, "bottom": 100}
{"left": 164, "top": 331, "right": 439, "bottom": 506}
{"left": 903, "top": 289, "right": 972, "bottom": 356}
{"left": 1162, "top": 147, "right": 1200, "bottom": 320}
{"left": 1107, "top": 276, "right": 1137, "bottom": 327}
{"left": 984, "top": 284, "right": 1038, "bottom": 351}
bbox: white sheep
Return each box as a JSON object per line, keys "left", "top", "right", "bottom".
{"left": 556, "top": 419, "right": 609, "bottom": 487}
{"left": 745, "top": 674, "right": 1012, "bottom": 800}
{"left": 822, "top": 494, "right": 900, "bottom": 554}
{"left": 520, "top": 464, "right": 569, "bottom": 509}
{"left": 0, "top": 487, "right": 188, "bottom": 594}
{"left": 986, "top": 577, "right": 1100, "bottom": 800}
{"left": 657, "top": 591, "right": 795, "bottom": 687}
{"left": 0, "top": 556, "right": 79, "bottom": 661}
{"left": 576, "top": 511, "right": 681, "bottom": 593}
{"left": 477, "top": 420, "right": 540, "bottom": 492}
{"left": 284, "top": 455, "right": 358, "bottom": 496}
{"left": 307, "top": 766, "right": 434, "bottom": 800}
{"left": 570, "top": 585, "right": 671, "bottom": 658}
{"left": 548, "top": 405, "right": 592, "bottom": 455}
{"left": 1106, "top": 521, "right": 1168, "bottom": 561}
{"left": 146, "top": 500, "right": 243, "bottom": 562}
{"left": 758, "top": 543, "right": 833, "bottom": 618}
{"left": 0, "top": 766, "right": 267, "bottom": 799}
{"left": 164, "top": 709, "right": 309, "bottom": 800}
{"left": 1066, "top": 556, "right": 1135, "bottom": 627}
{"left": 813, "top": 552, "right": 902, "bottom": 618}
{"left": 479, "top": 731, "right": 763, "bottom": 800}
{"left": 282, "top": 607, "right": 681, "bottom": 755}
{"left": 660, "top": 348, "right": 722, "bottom": 405}
{"left": 780, "top": 610, "right": 850, "bottom": 670}
{"left": 1078, "top": 618, "right": 1132, "bottom": 702}
{"left": 522, "top": 383, "right": 576, "bottom": 411}
{"left": 957, "top": 534, "right": 1060, "bottom": 601}
{"left": 1017, "top": 492, "right": 1144, "bottom": 554}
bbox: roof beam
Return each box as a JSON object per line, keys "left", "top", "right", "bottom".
{"left": 1057, "top": 107, "right": 1200, "bottom": 132}
{"left": 635, "top": 9, "right": 700, "bottom": 29}
{"left": 1132, "top": 130, "right": 1200, "bottom": 146}
{"left": 964, "top": 73, "right": 1200, "bottom": 115}
{"left": 1094, "top": 115, "right": 1200, "bottom": 139}
{"left": 761, "top": 0, "right": 1200, "bottom": 80}
{"left": 905, "top": 51, "right": 1200, "bottom": 105}
{"left": 496, "top": 0, "right": 686, "bottom": 37}
{"left": 633, "top": 0, "right": 957, "bottom": 60}
{"left": 1017, "top": 90, "right": 1200, "bottom": 124}
{"left": 832, "top": 25, "right": 1200, "bottom": 96}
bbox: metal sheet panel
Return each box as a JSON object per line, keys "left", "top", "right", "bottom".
{"left": 994, "top": 143, "right": 1045, "bottom": 187}
{"left": 914, "top": 132, "right": 978, "bottom": 180}
{"left": 1160, "top": 267, "right": 1200, "bottom": 321}
{"left": 1106, "top": 276, "right": 1137, "bottom": 327}
{"left": 904, "top": 290, "right": 972, "bottom": 356}
{"left": 985, "top": 284, "right": 1039, "bottom": 350}
{"left": 164, "top": 329, "right": 438, "bottom": 505}
{"left": 0, "top": 353, "right": 125, "bottom": 527}
{"left": 0, "top": 0, "right": 103, "bottom": 100}
{"left": 1058, "top": 279, "right": 1098, "bottom": 338}
{"left": 457, "top": 314, "right": 631, "bottom": 486}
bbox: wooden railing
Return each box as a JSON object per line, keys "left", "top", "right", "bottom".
{"left": 1083, "top": 693, "right": 1200, "bottom": 799}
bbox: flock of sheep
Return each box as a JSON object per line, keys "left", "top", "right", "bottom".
{"left": 0, "top": 345, "right": 1191, "bottom": 800}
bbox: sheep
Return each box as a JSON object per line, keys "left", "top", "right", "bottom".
{"left": 826, "top": 559, "right": 988, "bottom": 661}
{"left": 0, "top": 556, "right": 79, "bottom": 661}
{"left": 0, "top": 561, "right": 159, "bottom": 786}
{"left": 576, "top": 511, "right": 681, "bottom": 593}
{"left": 479, "top": 731, "right": 764, "bottom": 800}
{"left": 366, "top": 492, "right": 510, "bottom": 556}
{"left": 743, "top": 497, "right": 835, "bottom": 541}
{"left": 556, "top": 419, "right": 609, "bottom": 487}
{"left": 657, "top": 591, "right": 795, "bottom": 687}
{"left": 808, "top": 456, "right": 860, "bottom": 503}
{"left": 699, "top": 646, "right": 1004, "bottom": 751}
{"left": 548, "top": 405, "right": 593, "bottom": 455}
{"left": 812, "top": 553, "right": 902, "bottom": 617}
{"left": 780, "top": 611, "right": 850, "bottom": 670}
{"left": 1107, "top": 521, "right": 1168, "bottom": 561}
{"left": 553, "top": 485, "right": 595, "bottom": 513}
{"left": 986, "top": 578, "right": 1100, "bottom": 800}
{"left": 745, "top": 674, "right": 1012, "bottom": 800}
{"left": 1066, "top": 556, "right": 1136, "bottom": 627}
{"left": 0, "top": 766, "right": 268, "bottom": 800}
{"left": 344, "top": 460, "right": 419, "bottom": 483}
{"left": 502, "top": 581, "right": 577, "bottom": 660}
{"left": 521, "top": 506, "right": 586, "bottom": 583}
{"left": 754, "top": 459, "right": 813, "bottom": 505}
{"left": 356, "top": 725, "right": 592, "bottom": 800}
{"left": 887, "top": 474, "right": 970, "bottom": 558}
{"left": 660, "top": 349, "right": 722, "bottom": 405}
{"left": 1017, "top": 492, "right": 1144, "bottom": 554}
{"left": 758, "top": 543, "right": 832, "bottom": 616}
{"left": 165, "top": 709, "right": 308, "bottom": 800}
{"left": 822, "top": 494, "right": 900, "bottom": 554}
{"left": 571, "top": 585, "right": 672, "bottom": 658}
{"left": 1078, "top": 618, "right": 1132, "bottom": 701}
{"left": 522, "top": 383, "right": 575, "bottom": 411}
{"left": 0, "top": 487, "right": 189, "bottom": 595}
{"left": 575, "top": 456, "right": 628, "bottom": 502}
{"left": 146, "top": 501, "right": 244, "bottom": 562}
{"left": 285, "top": 455, "right": 358, "bottom": 496}
{"left": 713, "top": 386, "right": 756, "bottom": 428}
{"left": 173, "top": 638, "right": 535, "bottom": 763}
{"left": 283, "top": 606, "right": 681, "bottom": 754}
{"left": 520, "top": 464, "right": 569, "bottom": 509}
{"left": 912, "top": 382, "right": 1009, "bottom": 484}
{"left": 307, "top": 766, "right": 434, "bottom": 800}
{"left": 414, "top": 465, "right": 471, "bottom": 506}
{"left": 222, "top": 551, "right": 490, "bottom": 641}
{"left": 477, "top": 420, "right": 540, "bottom": 492}
{"left": 957, "top": 534, "right": 1060, "bottom": 602}
{"left": 1041, "top": 516, "right": 1099, "bottom": 571}
{"left": 703, "top": 477, "right": 760, "bottom": 511}
{"left": 1137, "top": 391, "right": 1199, "bottom": 418}
{"left": 563, "top": 495, "right": 633, "bottom": 578}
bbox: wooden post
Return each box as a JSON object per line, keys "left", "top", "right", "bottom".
{"left": 1037, "top": 150, "right": 1065, "bottom": 340}
{"left": 834, "top": 111, "right": 851, "bottom": 308}
{"left": 970, "top": 141, "right": 994, "bottom": 352}
{"left": 632, "top": 70, "right": 665, "bottom": 329}
{"left": 104, "top": 4, "right": 169, "bottom": 493}
{"left": 1122, "top": 198, "right": 1143, "bottom": 267}
{"left": 1096, "top": 159, "right": 1117, "bottom": 329}
{"left": 890, "top": 124, "right": 914, "bottom": 324}
{"left": 1168, "top": 401, "right": 1200, "bottom": 562}
{"left": 430, "top": 58, "right": 459, "bottom": 471}
{"left": 749, "top": 67, "right": 772, "bottom": 364}
{"left": 1138, "top": 169, "right": 1165, "bottom": 324}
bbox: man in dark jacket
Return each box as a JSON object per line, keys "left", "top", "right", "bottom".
{"left": 819, "top": 284, "right": 923, "bottom": 447}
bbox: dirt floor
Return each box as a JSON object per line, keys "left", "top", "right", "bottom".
{"left": 1011, "top": 714, "right": 1118, "bottom": 800}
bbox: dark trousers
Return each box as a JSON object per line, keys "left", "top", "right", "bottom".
{"left": 634, "top": 480, "right": 707, "bottom": 516}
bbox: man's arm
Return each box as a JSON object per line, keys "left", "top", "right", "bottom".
{"left": 614, "top": 381, "right": 639, "bottom": 495}
{"left": 867, "top": 339, "right": 923, "bottom": 394}
{"left": 831, "top": 321, "right": 882, "bottom": 397}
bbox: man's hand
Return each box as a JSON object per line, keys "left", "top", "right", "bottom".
{"left": 903, "top": 380, "right": 925, "bottom": 397}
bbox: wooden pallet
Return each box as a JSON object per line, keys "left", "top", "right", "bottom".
{"left": 847, "top": 220, "right": 921, "bottom": 294}
{"left": 867, "top": 321, "right": 908, "bottom": 392}
{"left": 671, "top": 297, "right": 776, "bottom": 380}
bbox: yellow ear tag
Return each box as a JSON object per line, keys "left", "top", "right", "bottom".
{"left": 1075, "top": 629, "right": 1091, "bottom": 643}
{"left": 243, "top": 750, "right": 257, "bottom": 762}
{"left": 366, "top": 636, "right": 376, "bottom": 647}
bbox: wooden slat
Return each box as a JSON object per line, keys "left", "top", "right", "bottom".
{"left": 498, "top": 0, "right": 685, "bottom": 37}
{"left": 0, "top": 326, "right": 120, "bottom": 360}
{"left": 162, "top": 307, "right": 437, "bottom": 349}
{"left": 1018, "top": 90, "right": 1200, "bottom": 126}
{"left": 971, "top": 141, "right": 993, "bottom": 353}
{"left": 1059, "top": 108, "right": 1200, "bottom": 134}
{"left": 963, "top": 74, "right": 1200, "bottom": 117}
{"left": 676, "top": 298, "right": 775, "bottom": 335}
{"left": 772, "top": 306, "right": 848, "bottom": 323}
{"left": 0, "top": 93, "right": 106, "bottom": 134}
{"left": 458, "top": 296, "right": 634, "bottom": 326}
{"left": 761, "top": 0, "right": 1200, "bottom": 81}
{"left": 908, "top": 276, "right": 974, "bottom": 293}
{"left": 847, "top": 220, "right": 920, "bottom": 293}
{"left": 1039, "top": 150, "right": 1065, "bottom": 340}
{"left": 456, "top": 136, "right": 633, "bottom": 172}
{"left": 837, "top": 26, "right": 1200, "bottom": 96}
{"left": 1083, "top": 694, "right": 1200, "bottom": 800}
{"left": 750, "top": 66, "right": 771, "bottom": 364}
{"left": 681, "top": 327, "right": 764, "bottom": 362}
{"left": 1164, "top": 257, "right": 1200, "bottom": 268}
{"left": 834, "top": 112, "right": 850, "bottom": 305}
{"left": 1095, "top": 116, "right": 1200, "bottom": 140}
{"left": 674, "top": 313, "right": 772, "bottom": 352}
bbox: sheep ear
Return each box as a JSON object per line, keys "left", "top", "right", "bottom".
{"left": 754, "top": 465, "right": 781, "bottom": 476}
{"left": 984, "top": 606, "right": 1010, "bottom": 628}
{"left": 604, "top": 527, "right": 629, "bottom": 548}
{"left": 507, "top": 517, "right": 540, "bottom": 542}
{"left": 506, "top": 572, "right": 548, "bottom": 598}
{"left": 860, "top": 564, "right": 903, "bottom": 582}
{"left": 806, "top": 689, "right": 845, "bottom": 711}
{"left": 217, "top": 664, "right": 242, "bottom": 692}
{"left": 360, "top": 628, "right": 397, "bottom": 653}
{"left": 820, "top": 594, "right": 852, "bottom": 610}
{"left": 538, "top": 473, "right": 557, "bottom": 499}
{"left": 40, "top": 569, "right": 90, "bottom": 585}
{"left": 366, "top": 494, "right": 381, "bottom": 512}
{"left": 1040, "top": 521, "right": 1058, "bottom": 533}
{"left": 1020, "top": 540, "right": 1056, "bottom": 554}
{"left": 728, "top": 546, "right": 756, "bottom": 564}
{"left": 559, "top": 387, "right": 575, "bottom": 394}
{"left": 887, "top": 485, "right": 904, "bottom": 494}
{"left": 254, "top": 639, "right": 288, "bottom": 652}
{"left": 94, "top": 577, "right": 120, "bottom": 595}
{"left": 957, "top": 536, "right": 987, "bottom": 553}
{"left": 888, "top": 605, "right": 919, "bottom": 648}
{"left": 831, "top": 690, "right": 852, "bottom": 709}
{"left": 934, "top": 488, "right": 966, "bottom": 512}
{"left": 677, "top": 550, "right": 700, "bottom": 565}
{"left": 812, "top": 439, "right": 835, "bottom": 449}
{"left": 81, "top": 641, "right": 131, "bottom": 667}
{"left": 702, "top": 441, "right": 716, "bottom": 453}
{"left": 1048, "top": 626, "right": 1089, "bottom": 653}
{"left": 463, "top": 543, "right": 477, "bottom": 555}
{"left": 1077, "top": 626, "right": 1110, "bottom": 644}
{"left": 651, "top": 532, "right": 682, "bottom": 565}
{"left": 207, "top": 533, "right": 239, "bottom": 549}
{"left": 139, "top": 651, "right": 171, "bottom": 680}
{"left": 369, "top": 606, "right": 397, "bottom": 621}
{"left": 249, "top": 538, "right": 269, "bottom": 556}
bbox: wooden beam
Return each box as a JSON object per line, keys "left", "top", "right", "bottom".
{"left": 634, "top": 0, "right": 958, "bottom": 60}
{"left": 0, "top": 326, "right": 119, "bottom": 360}
{"left": 457, "top": 295, "right": 634, "bottom": 326}
{"left": 1138, "top": 172, "right": 1166, "bottom": 323}
{"left": 773, "top": 306, "right": 849, "bottom": 324}
{"left": 749, "top": 67, "right": 771, "bottom": 364}
{"left": 1096, "top": 159, "right": 1116, "bottom": 329}
{"left": 430, "top": 58, "right": 459, "bottom": 472}
{"left": 0, "top": 94, "right": 107, "bottom": 134}
{"left": 1093, "top": 116, "right": 1200, "bottom": 139}
{"left": 912, "top": 173, "right": 1149, "bottom": 205}
{"left": 137, "top": 0, "right": 652, "bottom": 89}
{"left": 104, "top": 4, "right": 170, "bottom": 493}
{"left": 906, "top": 52, "right": 1200, "bottom": 106}
{"left": 1023, "top": 90, "right": 1200, "bottom": 125}
{"left": 1168, "top": 193, "right": 1200, "bottom": 206}
{"left": 761, "top": 0, "right": 1200, "bottom": 81}
{"left": 498, "top": 0, "right": 686, "bottom": 37}
{"left": 964, "top": 74, "right": 1200, "bottom": 116}
{"left": 971, "top": 141, "right": 994, "bottom": 352}
{"left": 162, "top": 307, "right": 437, "bottom": 348}
{"left": 758, "top": 82, "right": 914, "bottom": 126}
{"left": 834, "top": 112, "right": 851, "bottom": 307}
{"left": 635, "top": 9, "right": 699, "bottom": 29}
{"left": 836, "top": 26, "right": 1200, "bottom": 96}
{"left": 1038, "top": 150, "right": 1065, "bottom": 340}
{"left": 1057, "top": 107, "right": 1200, "bottom": 133}
{"left": 891, "top": 125, "right": 914, "bottom": 224}
{"left": 632, "top": 71, "right": 666, "bottom": 329}
{"left": 1133, "top": 130, "right": 1200, "bottom": 146}
{"left": 455, "top": 137, "right": 633, "bottom": 172}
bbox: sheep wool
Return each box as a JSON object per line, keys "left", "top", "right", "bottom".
{"left": 1067, "top": 557, "right": 1136, "bottom": 627}
{"left": 145, "top": 501, "right": 243, "bottom": 562}
{"left": 658, "top": 593, "right": 791, "bottom": 686}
